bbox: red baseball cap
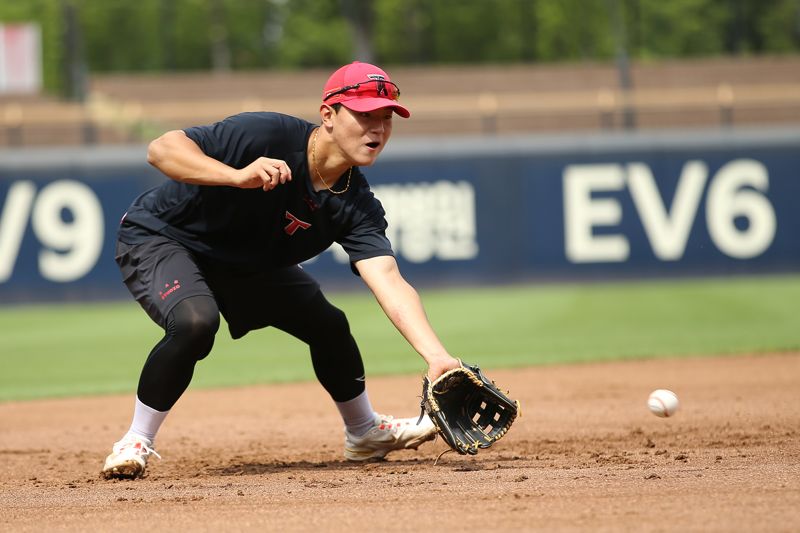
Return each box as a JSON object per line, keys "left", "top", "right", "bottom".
{"left": 322, "top": 61, "right": 410, "bottom": 118}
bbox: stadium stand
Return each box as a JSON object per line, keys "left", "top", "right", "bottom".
{"left": 1, "top": 56, "right": 799, "bottom": 146}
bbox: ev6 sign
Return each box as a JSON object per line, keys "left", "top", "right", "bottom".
{"left": 306, "top": 139, "right": 798, "bottom": 285}
{"left": 564, "top": 159, "right": 775, "bottom": 263}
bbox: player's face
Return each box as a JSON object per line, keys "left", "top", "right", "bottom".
{"left": 332, "top": 106, "right": 393, "bottom": 166}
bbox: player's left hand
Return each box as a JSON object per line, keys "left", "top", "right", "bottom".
{"left": 421, "top": 361, "right": 520, "bottom": 455}
{"left": 426, "top": 355, "right": 461, "bottom": 382}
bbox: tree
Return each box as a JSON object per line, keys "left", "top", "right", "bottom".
{"left": 339, "top": 0, "right": 375, "bottom": 62}
{"left": 2, "top": 0, "right": 799, "bottom": 98}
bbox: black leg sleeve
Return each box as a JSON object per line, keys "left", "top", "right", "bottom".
{"left": 136, "top": 295, "right": 220, "bottom": 411}
{"left": 272, "top": 291, "right": 366, "bottom": 402}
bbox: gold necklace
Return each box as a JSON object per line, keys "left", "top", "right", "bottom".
{"left": 311, "top": 128, "right": 351, "bottom": 195}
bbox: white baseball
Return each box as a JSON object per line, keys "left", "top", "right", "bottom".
{"left": 647, "top": 389, "right": 679, "bottom": 417}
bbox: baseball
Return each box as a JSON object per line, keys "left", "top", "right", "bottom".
{"left": 647, "top": 389, "right": 679, "bottom": 417}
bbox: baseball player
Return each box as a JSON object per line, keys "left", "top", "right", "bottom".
{"left": 102, "top": 61, "right": 461, "bottom": 479}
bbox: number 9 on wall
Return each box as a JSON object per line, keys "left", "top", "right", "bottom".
{"left": 0, "top": 180, "right": 104, "bottom": 283}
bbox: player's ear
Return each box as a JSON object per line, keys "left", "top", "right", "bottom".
{"left": 320, "top": 104, "right": 336, "bottom": 127}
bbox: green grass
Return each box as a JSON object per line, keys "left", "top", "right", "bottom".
{"left": 1, "top": 274, "right": 798, "bottom": 402}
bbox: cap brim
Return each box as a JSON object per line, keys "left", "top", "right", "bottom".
{"left": 341, "top": 97, "right": 411, "bottom": 118}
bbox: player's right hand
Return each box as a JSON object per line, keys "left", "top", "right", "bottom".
{"left": 233, "top": 157, "right": 292, "bottom": 191}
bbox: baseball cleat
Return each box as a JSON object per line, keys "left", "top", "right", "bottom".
{"left": 101, "top": 433, "right": 160, "bottom": 480}
{"left": 344, "top": 413, "right": 437, "bottom": 461}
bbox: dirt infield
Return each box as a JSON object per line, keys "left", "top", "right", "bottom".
{"left": 1, "top": 353, "right": 798, "bottom": 532}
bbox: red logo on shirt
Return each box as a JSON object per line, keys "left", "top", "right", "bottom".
{"left": 284, "top": 211, "right": 311, "bottom": 235}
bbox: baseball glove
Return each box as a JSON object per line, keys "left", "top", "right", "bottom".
{"left": 421, "top": 361, "right": 520, "bottom": 455}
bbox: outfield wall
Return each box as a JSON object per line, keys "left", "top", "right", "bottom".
{"left": 1, "top": 127, "right": 798, "bottom": 303}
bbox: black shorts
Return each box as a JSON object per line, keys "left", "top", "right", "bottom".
{"left": 115, "top": 235, "right": 320, "bottom": 339}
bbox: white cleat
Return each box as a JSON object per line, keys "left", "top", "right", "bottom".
{"left": 344, "top": 413, "right": 437, "bottom": 461}
{"left": 101, "top": 433, "right": 160, "bottom": 479}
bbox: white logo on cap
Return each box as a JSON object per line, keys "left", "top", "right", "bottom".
{"left": 367, "top": 74, "right": 386, "bottom": 81}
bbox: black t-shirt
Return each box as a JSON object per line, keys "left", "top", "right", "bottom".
{"left": 119, "top": 112, "right": 393, "bottom": 271}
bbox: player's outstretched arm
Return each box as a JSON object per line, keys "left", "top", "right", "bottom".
{"left": 355, "top": 255, "right": 460, "bottom": 381}
{"left": 147, "top": 129, "right": 291, "bottom": 191}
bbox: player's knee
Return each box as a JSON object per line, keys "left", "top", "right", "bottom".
{"left": 167, "top": 296, "right": 220, "bottom": 360}
{"left": 314, "top": 304, "right": 351, "bottom": 341}
{"left": 325, "top": 305, "right": 349, "bottom": 331}
{"left": 174, "top": 312, "right": 218, "bottom": 343}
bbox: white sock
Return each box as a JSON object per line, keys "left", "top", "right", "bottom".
{"left": 335, "top": 390, "right": 377, "bottom": 437}
{"left": 126, "top": 396, "right": 169, "bottom": 443}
